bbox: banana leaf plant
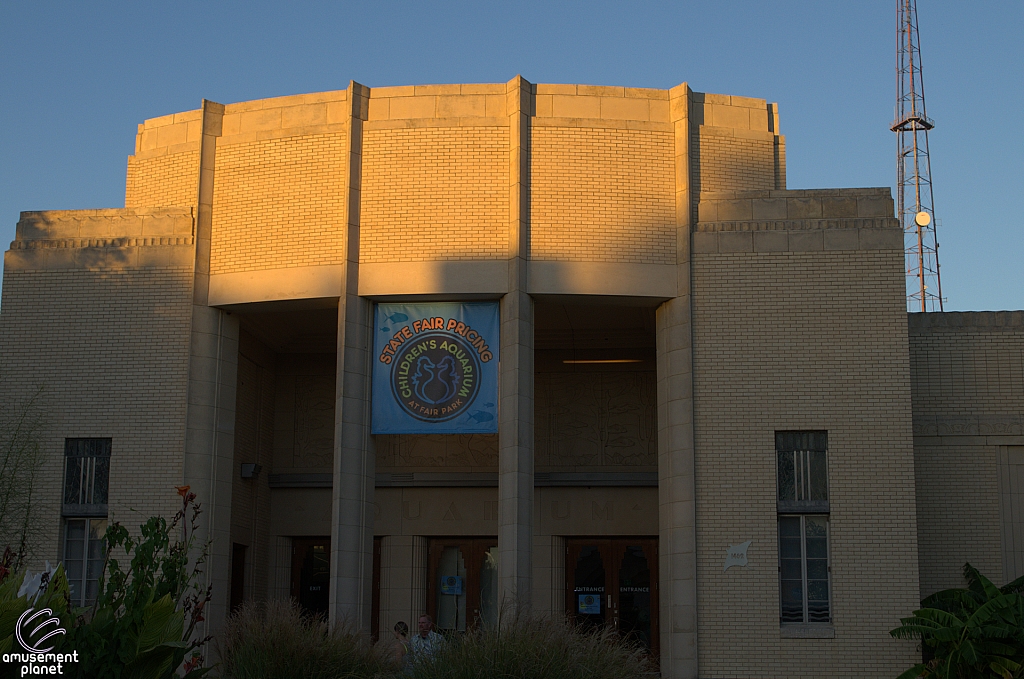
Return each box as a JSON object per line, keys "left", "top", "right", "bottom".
{"left": 891, "top": 563, "right": 1024, "bottom": 679}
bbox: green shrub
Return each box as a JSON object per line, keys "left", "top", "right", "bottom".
{"left": 409, "top": 609, "right": 653, "bottom": 679}
{"left": 218, "top": 600, "right": 394, "bottom": 679}
{"left": 61, "top": 486, "right": 212, "bottom": 679}
{"left": 891, "top": 562, "right": 1024, "bottom": 679}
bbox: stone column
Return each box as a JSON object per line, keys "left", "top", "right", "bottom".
{"left": 498, "top": 75, "right": 534, "bottom": 608}
{"left": 378, "top": 535, "right": 429, "bottom": 638}
{"left": 329, "top": 82, "right": 376, "bottom": 630}
{"left": 183, "top": 100, "right": 240, "bottom": 641}
{"left": 657, "top": 83, "right": 698, "bottom": 679}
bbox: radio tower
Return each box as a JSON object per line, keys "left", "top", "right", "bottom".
{"left": 893, "top": 0, "right": 943, "bottom": 311}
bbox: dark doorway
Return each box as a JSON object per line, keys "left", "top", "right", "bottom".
{"left": 230, "top": 543, "right": 247, "bottom": 612}
{"left": 291, "top": 537, "right": 331, "bottom": 618}
{"left": 371, "top": 536, "right": 381, "bottom": 641}
{"left": 566, "top": 538, "right": 658, "bottom": 656}
{"left": 427, "top": 538, "right": 499, "bottom": 632}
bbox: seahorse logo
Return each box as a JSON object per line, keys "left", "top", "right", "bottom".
{"left": 411, "top": 355, "right": 460, "bottom": 404}
{"left": 390, "top": 332, "right": 483, "bottom": 423}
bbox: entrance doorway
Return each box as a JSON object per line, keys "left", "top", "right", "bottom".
{"left": 291, "top": 537, "right": 330, "bottom": 618}
{"left": 427, "top": 538, "right": 499, "bottom": 632}
{"left": 566, "top": 538, "right": 658, "bottom": 655}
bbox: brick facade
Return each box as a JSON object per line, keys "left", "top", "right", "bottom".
{"left": 2, "top": 79, "right": 1018, "bottom": 679}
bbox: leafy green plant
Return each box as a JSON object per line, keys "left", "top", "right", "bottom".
{"left": 409, "top": 607, "right": 653, "bottom": 679}
{"left": 218, "top": 599, "right": 394, "bottom": 679}
{"left": 61, "top": 486, "right": 212, "bottom": 679}
{"left": 890, "top": 563, "right": 1024, "bottom": 679}
{"left": 0, "top": 557, "right": 72, "bottom": 658}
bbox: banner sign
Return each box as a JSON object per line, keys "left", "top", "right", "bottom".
{"left": 371, "top": 302, "right": 499, "bottom": 434}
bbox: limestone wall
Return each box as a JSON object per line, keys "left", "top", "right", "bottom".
{"left": 212, "top": 91, "right": 350, "bottom": 275}
{"left": 691, "top": 190, "right": 918, "bottom": 677}
{"left": 361, "top": 84, "right": 509, "bottom": 263}
{"left": 909, "top": 311, "right": 1024, "bottom": 593}
{"left": 0, "top": 208, "right": 196, "bottom": 561}
{"left": 529, "top": 85, "right": 675, "bottom": 264}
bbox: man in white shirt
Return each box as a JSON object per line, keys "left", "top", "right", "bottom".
{"left": 410, "top": 613, "right": 443, "bottom": 660}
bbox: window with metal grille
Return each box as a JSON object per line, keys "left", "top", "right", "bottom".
{"left": 776, "top": 431, "right": 830, "bottom": 625}
{"left": 63, "top": 438, "right": 110, "bottom": 516}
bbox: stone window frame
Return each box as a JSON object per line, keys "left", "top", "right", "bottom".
{"left": 62, "top": 437, "right": 110, "bottom": 517}
{"left": 776, "top": 431, "right": 834, "bottom": 636}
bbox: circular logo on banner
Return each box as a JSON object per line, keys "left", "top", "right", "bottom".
{"left": 391, "top": 332, "right": 482, "bottom": 422}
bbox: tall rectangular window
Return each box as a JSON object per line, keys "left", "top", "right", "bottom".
{"left": 777, "top": 431, "right": 830, "bottom": 625}
{"left": 63, "top": 438, "right": 110, "bottom": 512}
{"left": 62, "top": 438, "right": 110, "bottom": 607}
{"left": 64, "top": 517, "right": 107, "bottom": 607}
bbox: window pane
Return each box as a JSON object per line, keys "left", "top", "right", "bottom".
{"left": 777, "top": 452, "right": 796, "bottom": 501}
{"left": 780, "top": 580, "right": 804, "bottom": 623}
{"left": 64, "top": 458, "right": 83, "bottom": 504}
{"left": 65, "top": 518, "right": 85, "bottom": 540}
{"left": 93, "top": 458, "right": 109, "bottom": 504}
{"left": 88, "top": 519, "right": 107, "bottom": 542}
{"left": 805, "top": 516, "right": 827, "bottom": 537}
{"left": 776, "top": 431, "right": 827, "bottom": 453}
{"left": 809, "top": 451, "right": 828, "bottom": 501}
{"left": 779, "top": 516, "right": 801, "bottom": 538}
{"left": 781, "top": 559, "right": 802, "bottom": 580}
{"left": 805, "top": 517, "right": 830, "bottom": 622}
{"left": 780, "top": 538, "right": 801, "bottom": 560}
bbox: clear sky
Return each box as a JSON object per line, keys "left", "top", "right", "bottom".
{"left": 1, "top": 0, "right": 1020, "bottom": 311}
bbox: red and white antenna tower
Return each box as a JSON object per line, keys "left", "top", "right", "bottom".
{"left": 893, "top": 0, "right": 943, "bottom": 312}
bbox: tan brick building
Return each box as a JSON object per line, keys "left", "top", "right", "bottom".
{"left": 2, "top": 77, "right": 1021, "bottom": 678}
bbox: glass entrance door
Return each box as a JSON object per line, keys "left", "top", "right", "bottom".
{"left": 427, "top": 538, "right": 499, "bottom": 632}
{"left": 291, "top": 537, "right": 331, "bottom": 618}
{"left": 566, "top": 538, "right": 658, "bottom": 655}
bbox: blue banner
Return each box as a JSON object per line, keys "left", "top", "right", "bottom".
{"left": 371, "top": 302, "right": 499, "bottom": 434}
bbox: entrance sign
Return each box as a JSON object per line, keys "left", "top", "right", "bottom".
{"left": 372, "top": 302, "right": 499, "bottom": 434}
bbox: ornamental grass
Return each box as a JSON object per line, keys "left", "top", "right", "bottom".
{"left": 408, "top": 607, "right": 653, "bottom": 679}
{"left": 218, "top": 599, "right": 394, "bottom": 679}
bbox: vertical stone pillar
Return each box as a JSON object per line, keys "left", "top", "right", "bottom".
{"left": 378, "top": 535, "right": 429, "bottom": 638}
{"left": 329, "top": 82, "right": 375, "bottom": 630}
{"left": 498, "top": 75, "right": 534, "bottom": 608}
{"left": 657, "top": 83, "right": 698, "bottom": 679}
{"left": 183, "top": 100, "right": 239, "bottom": 641}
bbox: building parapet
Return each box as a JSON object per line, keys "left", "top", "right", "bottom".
{"left": 909, "top": 310, "right": 1024, "bottom": 330}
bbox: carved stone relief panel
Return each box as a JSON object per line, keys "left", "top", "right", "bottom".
{"left": 535, "top": 371, "right": 657, "bottom": 470}
{"left": 293, "top": 375, "right": 335, "bottom": 468}
{"left": 376, "top": 434, "right": 498, "bottom": 470}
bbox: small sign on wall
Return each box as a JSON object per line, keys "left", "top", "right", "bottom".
{"left": 723, "top": 540, "right": 752, "bottom": 572}
{"left": 440, "top": 575, "right": 463, "bottom": 596}
{"left": 372, "top": 302, "right": 499, "bottom": 434}
{"left": 578, "top": 594, "right": 601, "bottom": 614}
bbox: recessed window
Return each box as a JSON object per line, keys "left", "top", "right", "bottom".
{"left": 63, "top": 438, "right": 110, "bottom": 515}
{"left": 777, "top": 431, "right": 830, "bottom": 625}
{"left": 64, "top": 517, "right": 107, "bottom": 607}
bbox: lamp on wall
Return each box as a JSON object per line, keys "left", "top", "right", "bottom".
{"left": 240, "top": 463, "right": 262, "bottom": 480}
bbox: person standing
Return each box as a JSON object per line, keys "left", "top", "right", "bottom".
{"left": 410, "top": 613, "right": 443, "bottom": 660}
{"left": 391, "top": 620, "right": 411, "bottom": 668}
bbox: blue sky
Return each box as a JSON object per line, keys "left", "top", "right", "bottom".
{"left": 1, "top": 0, "right": 1020, "bottom": 311}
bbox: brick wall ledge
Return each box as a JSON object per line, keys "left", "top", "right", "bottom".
{"left": 909, "top": 310, "right": 1024, "bottom": 329}
{"left": 913, "top": 416, "right": 1024, "bottom": 437}
{"left": 10, "top": 236, "right": 194, "bottom": 249}
{"left": 16, "top": 208, "right": 194, "bottom": 240}
{"left": 695, "top": 218, "right": 898, "bottom": 232}
{"left": 693, "top": 227, "right": 902, "bottom": 254}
